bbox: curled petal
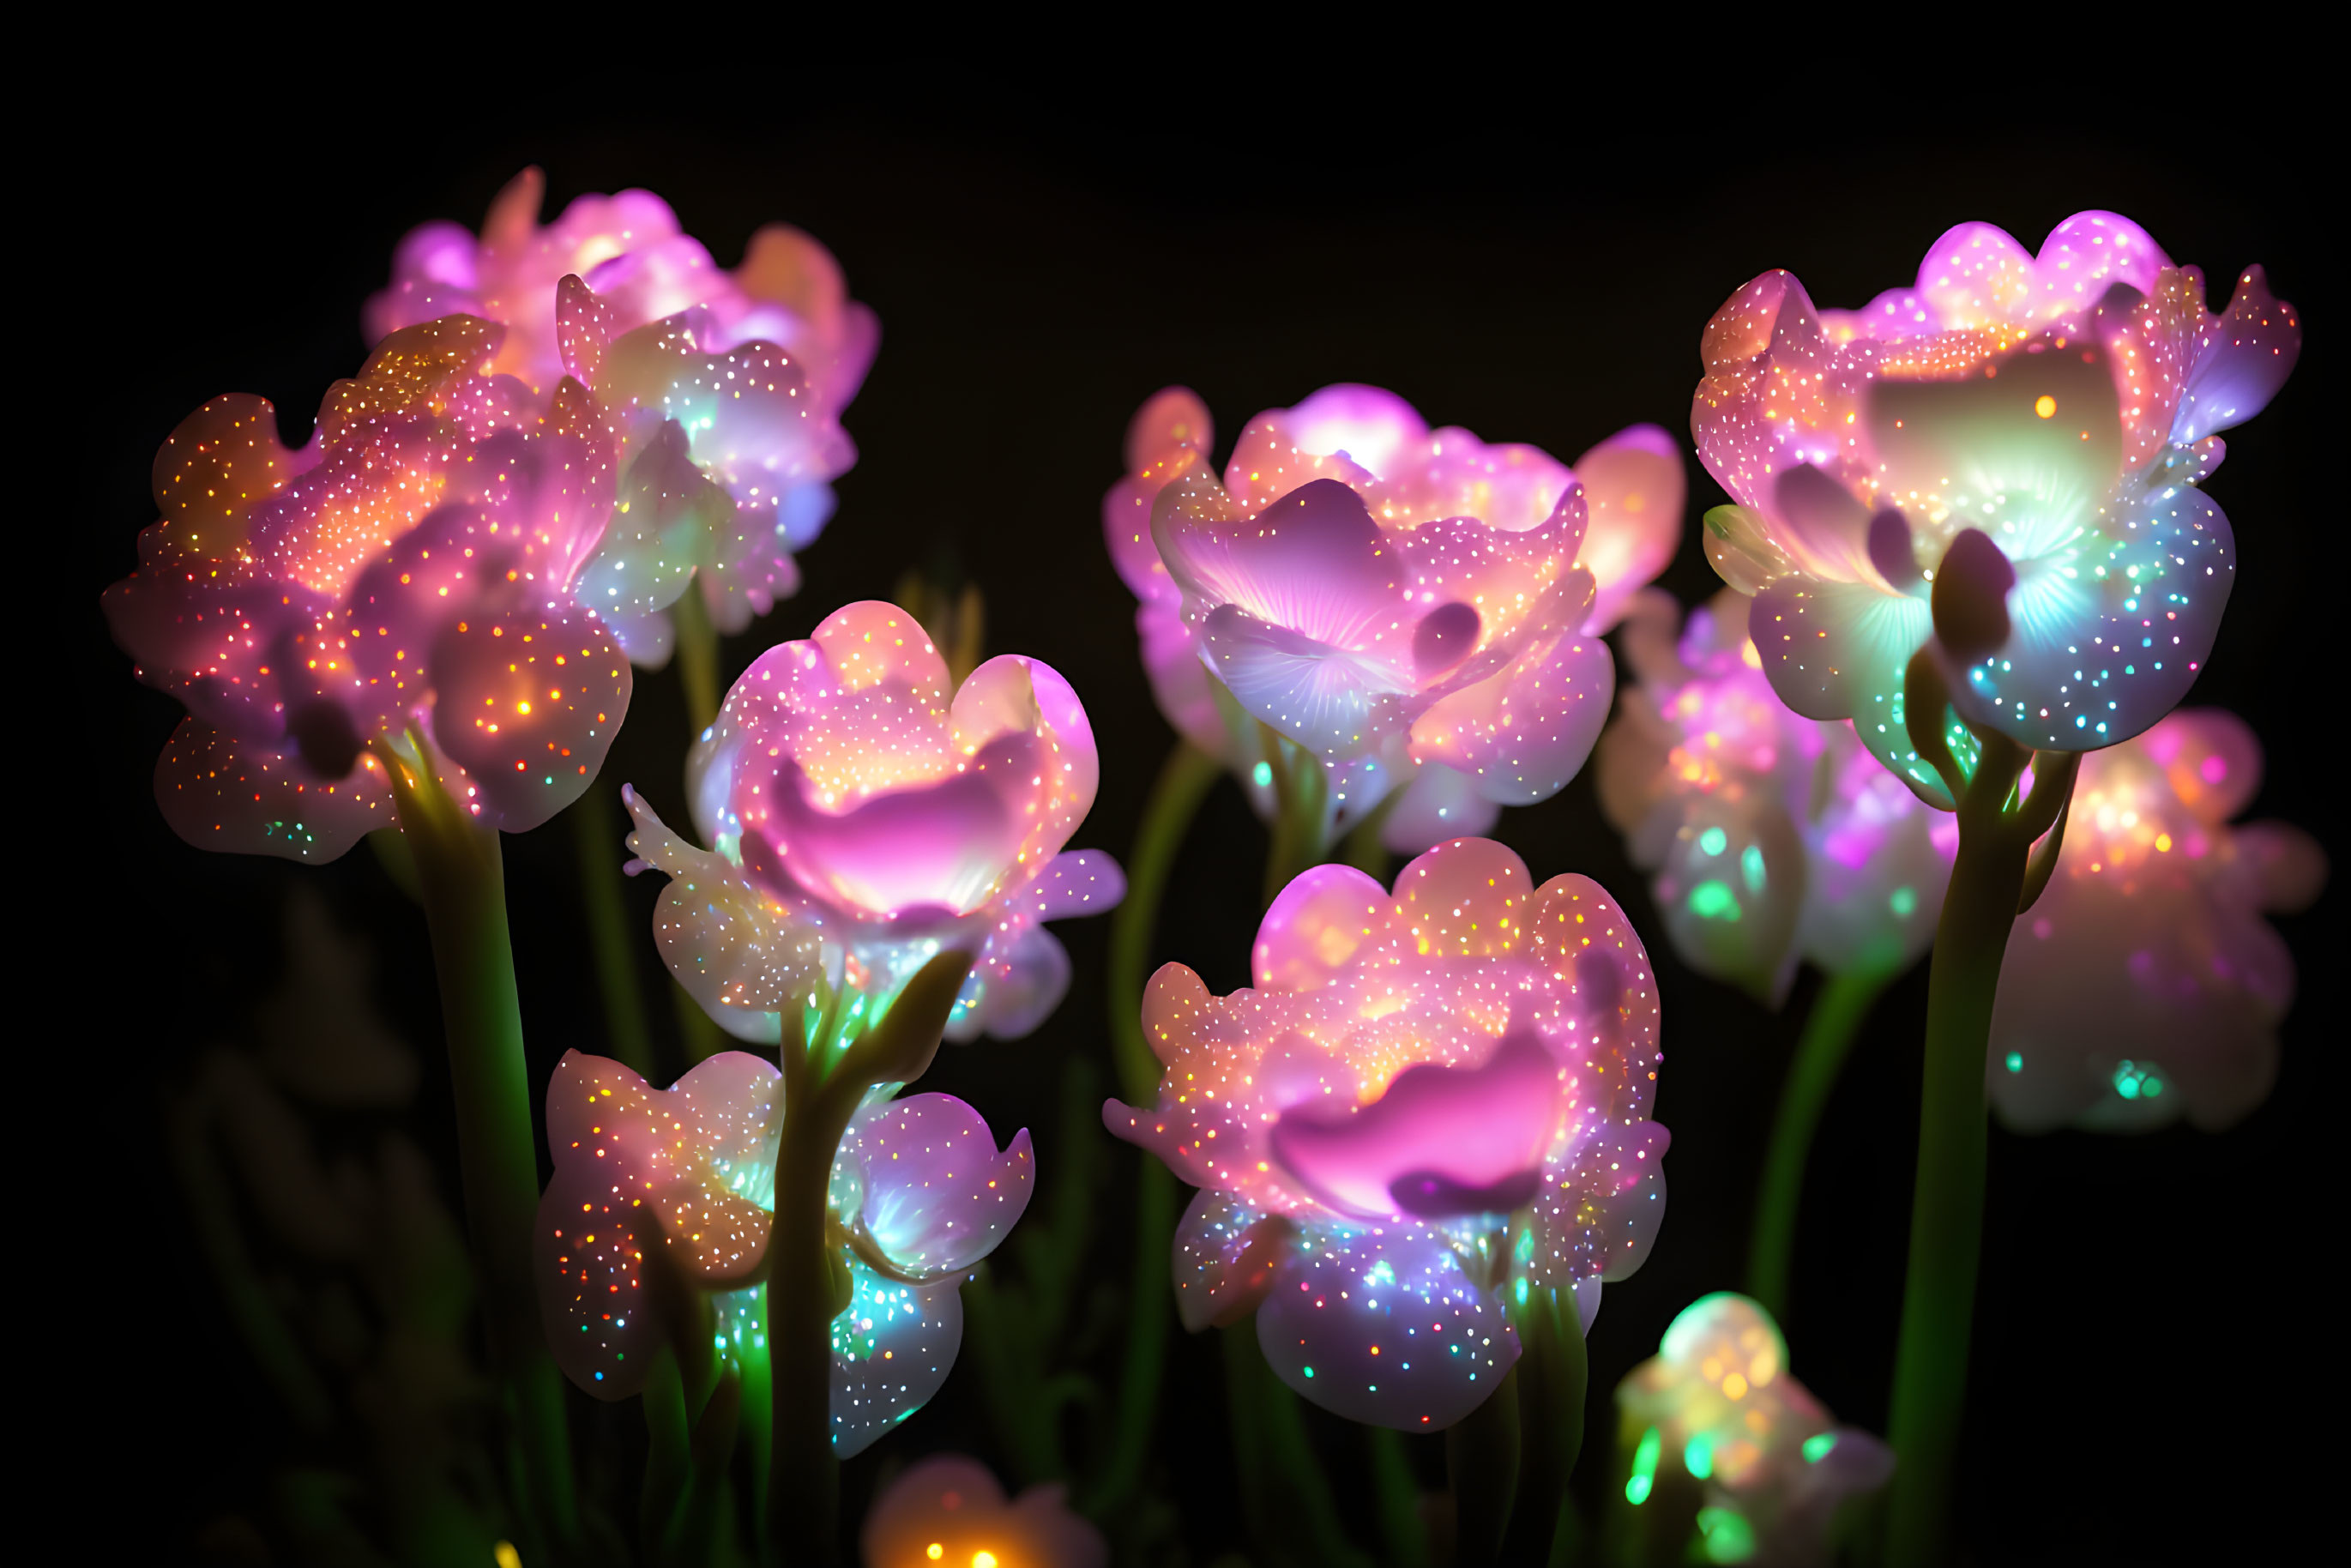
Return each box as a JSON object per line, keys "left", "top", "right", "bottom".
{"left": 1255, "top": 864, "right": 1392, "bottom": 992}
{"left": 830, "top": 1263, "right": 963, "bottom": 1458}
{"left": 156, "top": 720, "right": 391, "bottom": 863}
{"left": 1574, "top": 425, "right": 1685, "bottom": 633}
{"left": 1528, "top": 1118, "right": 1672, "bottom": 1287}
{"left": 1408, "top": 614, "right": 1611, "bottom": 807}
{"left": 1255, "top": 1225, "right": 1518, "bottom": 1431}
{"left": 842, "top": 1094, "right": 1033, "bottom": 1277}
{"left": 1172, "top": 1189, "right": 1295, "bottom": 1332}
{"left": 2173, "top": 264, "right": 2300, "bottom": 444}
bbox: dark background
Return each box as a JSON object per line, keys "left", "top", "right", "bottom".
{"left": 69, "top": 91, "right": 2335, "bottom": 1564}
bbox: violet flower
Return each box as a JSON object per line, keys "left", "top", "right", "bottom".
{"left": 859, "top": 1453, "right": 1106, "bottom": 1568}
{"left": 1105, "top": 385, "right": 1682, "bottom": 851}
{"left": 1990, "top": 709, "right": 2325, "bottom": 1131}
{"left": 104, "top": 317, "right": 631, "bottom": 860}
{"left": 1617, "top": 1293, "right": 1892, "bottom": 1568}
{"left": 1598, "top": 588, "right": 1955, "bottom": 1003}
{"left": 536, "top": 1048, "right": 1033, "bottom": 1457}
{"left": 1105, "top": 838, "right": 1667, "bottom": 1430}
{"left": 371, "top": 169, "right": 874, "bottom": 661}
{"left": 624, "top": 601, "right": 1123, "bottom": 1041}
{"left": 1692, "top": 212, "right": 2299, "bottom": 805}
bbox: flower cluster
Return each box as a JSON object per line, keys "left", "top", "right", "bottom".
{"left": 536, "top": 1048, "right": 1033, "bottom": 1456}
{"left": 1692, "top": 212, "right": 2300, "bottom": 804}
{"left": 1617, "top": 1293, "right": 1891, "bottom": 1568}
{"left": 371, "top": 169, "right": 874, "bottom": 660}
{"left": 1990, "top": 709, "right": 2324, "bottom": 1132}
{"left": 1106, "top": 837, "right": 1667, "bottom": 1430}
{"left": 625, "top": 601, "right": 1123, "bottom": 1041}
{"left": 1598, "top": 588, "right": 1955, "bottom": 1002}
{"left": 104, "top": 316, "right": 632, "bottom": 860}
{"left": 1105, "top": 384, "right": 1682, "bottom": 850}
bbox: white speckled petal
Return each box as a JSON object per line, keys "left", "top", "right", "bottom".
{"left": 830, "top": 1263, "right": 964, "bottom": 1457}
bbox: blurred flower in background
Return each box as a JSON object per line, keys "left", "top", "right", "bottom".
{"left": 1614, "top": 1293, "right": 1891, "bottom": 1567}
{"left": 370, "top": 169, "right": 873, "bottom": 663}
{"left": 1691, "top": 211, "right": 2300, "bottom": 804}
{"left": 1104, "top": 384, "right": 1681, "bottom": 852}
{"left": 860, "top": 1453, "right": 1106, "bottom": 1568}
{"left": 1599, "top": 588, "right": 1955, "bottom": 1004}
{"left": 1990, "top": 709, "right": 2325, "bottom": 1131}
{"left": 105, "top": 316, "right": 632, "bottom": 859}
{"left": 626, "top": 600, "right": 1122, "bottom": 1042}
{"left": 1106, "top": 838, "right": 1667, "bottom": 1430}
{"left": 536, "top": 1047, "right": 1034, "bottom": 1456}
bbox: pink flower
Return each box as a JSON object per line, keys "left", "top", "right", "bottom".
{"left": 1104, "top": 838, "right": 1667, "bottom": 1430}
{"left": 1990, "top": 709, "right": 2325, "bottom": 1132}
{"left": 104, "top": 317, "right": 632, "bottom": 860}
{"left": 369, "top": 170, "right": 875, "bottom": 659}
{"left": 1692, "top": 212, "right": 2299, "bottom": 805}
{"left": 624, "top": 601, "right": 1121, "bottom": 1041}
{"left": 859, "top": 1453, "right": 1106, "bottom": 1568}
{"left": 1104, "top": 385, "right": 1682, "bottom": 852}
{"left": 535, "top": 1049, "right": 1033, "bottom": 1457}
{"left": 1598, "top": 588, "right": 1956, "bottom": 1002}
{"left": 1616, "top": 1293, "right": 1893, "bottom": 1567}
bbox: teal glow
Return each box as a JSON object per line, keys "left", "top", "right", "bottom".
{"left": 1302, "top": 1366, "right": 1315, "bottom": 1378}
{"left": 1802, "top": 1432, "right": 1838, "bottom": 1463}
{"left": 1626, "top": 1426, "right": 1661, "bottom": 1505}
{"left": 2113, "top": 1060, "right": 2166, "bottom": 1101}
{"left": 1890, "top": 885, "right": 1918, "bottom": 918}
{"left": 1688, "top": 880, "right": 1741, "bottom": 920}
{"left": 1740, "top": 844, "right": 1766, "bottom": 893}
{"left": 1685, "top": 1432, "right": 1715, "bottom": 1481}
{"left": 1696, "top": 1506, "right": 1757, "bottom": 1564}
{"left": 1252, "top": 761, "right": 1275, "bottom": 789}
{"left": 1514, "top": 1276, "right": 1529, "bottom": 1306}
{"left": 1698, "top": 825, "right": 1728, "bottom": 856}
{"left": 2004, "top": 1051, "right": 2023, "bottom": 1074}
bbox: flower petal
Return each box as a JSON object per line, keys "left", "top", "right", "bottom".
{"left": 1172, "top": 1189, "right": 1295, "bottom": 1333}
{"left": 2173, "top": 264, "right": 2302, "bottom": 446}
{"left": 1575, "top": 425, "right": 1685, "bottom": 633}
{"left": 1255, "top": 1224, "right": 1518, "bottom": 1431}
{"left": 842, "top": 1093, "right": 1034, "bottom": 1276}
{"left": 1380, "top": 763, "right": 1503, "bottom": 855}
{"left": 830, "top": 1263, "right": 964, "bottom": 1457}
{"left": 155, "top": 719, "right": 391, "bottom": 863}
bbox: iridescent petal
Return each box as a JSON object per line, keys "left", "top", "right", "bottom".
{"left": 1172, "top": 1189, "right": 1294, "bottom": 1332}
{"left": 841, "top": 1093, "right": 1034, "bottom": 1276}
{"left": 830, "top": 1263, "right": 964, "bottom": 1457}
{"left": 1574, "top": 425, "right": 1685, "bottom": 633}
{"left": 154, "top": 720, "right": 392, "bottom": 864}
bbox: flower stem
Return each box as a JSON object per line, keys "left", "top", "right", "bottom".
{"left": 375, "top": 739, "right": 577, "bottom": 1553}
{"left": 1221, "top": 1323, "right": 1371, "bottom": 1568}
{"left": 1365, "top": 1426, "right": 1431, "bottom": 1567}
{"left": 1745, "top": 965, "right": 1896, "bottom": 1324}
{"left": 1446, "top": 1361, "right": 1521, "bottom": 1565}
{"left": 1107, "top": 740, "right": 1222, "bottom": 1103}
{"left": 1879, "top": 656, "right": 2077, "bottom": 1566}
{"left": 1505, "top": 1283, "right": 1589, "bottom": 1566}
{"left": 674, "top": 584, "right": 722, "bottom": 736}
{"left": 570, "top": 781, "right": 657, "bottom": 1080}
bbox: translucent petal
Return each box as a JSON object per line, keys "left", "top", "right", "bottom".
{"left": 1574, "top": 425, "right": 1685, "bottom": 633}
{"left": 1254, "top": 863, "right": 1393, "bottom": 992}
{"left": 155, "top": 720, "right": 391, "bottom": 863}
{"left": 425, "top": 588, "right": 632, "bottom": 833}
{"left": 1255, "top": 1224, "right": 1517, "bottom": 1431}
{"left": 829, "top": 1263, "right": 963, "bottom": 1457}
{"left": 1172, "top": 1189, "right": 1293, "bottom": 1332}
{"left": 841, "top": 1093, "right": 1034, "bottom": 1276}
{"left": 1381, "top": 763, "right": 1503, "bottom": 854}
{"left": 1390, "top": 837, "right": 1538, "bottom": 959}
{"left": 860, "top": 1456, "right": 1107, "bottom": 1568}
{"left": 2173, "top": 264, "right": 2301, "bottom": 444}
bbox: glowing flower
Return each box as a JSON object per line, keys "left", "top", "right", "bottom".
{"left": 859, "top": 1453, "right": 1106, "bottom": 1568}
{"left": 1598, "top": 588, "right": 1956, "bottom": 1002}
{"left": 1990, "top": 709, "right": 2324, "bottom": 1132}
{"left": 622, "top": 601, "right": 1121, "bottom": 1041}
{"left": 535, "top": 1048, "right": 1033, "bottom": 1457}
{"left": 370, "top": 169, "right": 874, "bottom": 660}
{"left": 1692, "top": 211, "right": 2300, "bottom": 805}
{"left": 103, "top": 317, "right": 632, "bottom": 861}
{"left": 1104, "top": 385, "right": 1682, "bottom": 852}
{"left": 1617, "top": 1293, "right": 1892, "bottom": 1568}
{"left": 1104, "top": 838, "right": 1667, "bottom": 1430}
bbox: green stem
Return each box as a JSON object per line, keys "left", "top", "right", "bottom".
{"left": 1108, "top": 740, "right": 1221, "bottom": 1103}
{"left": 1221, "top": 1323, "right": 1371, "bottom": 1568}
{"left": 377, "top": 739, "right": 578, "bottom": 1553}
{"left": 672, "top": 980, "right": 728, "bottom": 1065}
{"left": 674, "top": 584, "right": 722, "bottom": 736}
{"left": 1447, "top": 1366, "right": 1521, "bottom": 1566}
{"left": 1745, "top": 966, "right": 1896, "bottom": 1324}
{"left": 1365, "top": 1426, "right": 1431, "bottom": 1568}
{"left": 1083, "top": 1157, "right": 1175, "bottom": 1519}
{"left": 1258, "top": 726, "right": 1330, "bottom": 907}
{"left": 1506, "top": 1283, "right": 1590, "bottom": 1568}
{"left": 570, "top": 781, "right": 656, "bottom": 1080}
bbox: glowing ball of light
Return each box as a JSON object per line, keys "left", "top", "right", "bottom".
{"left": 104, "top": 317, "right": 632, "bottom": 860}
{"left": 625, "top": 601, "right": 1122, "bottom": 1041}
{"left": 859, "top": 1453, "right": 1106, "bottom": 1568}
{"left": 1104, "top": 385, "right": 1683, "bottom": 851}
{"left": 534, "top": 1050, "right": 1032, "bottom": 1457}
{"left": 1991, "top": 709, "right": 2325, "bottom": 1132}
{"left": 1617, "top": 1293, "right": 1892, "bottom": 1566}
{"left": 1597, "top": 588, "right": 1955, "bottom": 1002}
{"left": 1104, "top": 838, "right": 1668, "bottom": 1430}
{"left": 1691, "top": 212, "right": 2299, "bottom": 805}
{"left": 370, "top": 170, "right": 875, "bottom": 661}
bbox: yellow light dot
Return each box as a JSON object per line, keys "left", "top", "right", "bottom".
{"left": 925, "top": 1547, "right": 943, "bottom": 1563}
{"left": 973, "top": 1554, "right": 998, "bottom": 1568}
{"left": 493, "top": 1544, "right": 523, "bottom": 1568}
{"left": 1723, "top": 1372, "right": 1750, "bottom": 1399}
{"left": 2034, "top": 395, "right": 2057, "bottom": 419}
{"left": 2155, "top": 833, "right": 2173, "bottom": 852}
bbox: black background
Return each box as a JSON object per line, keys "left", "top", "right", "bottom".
{"left": 68, "top": 88, "right": 2336, "bottom": 1565}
